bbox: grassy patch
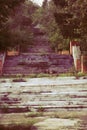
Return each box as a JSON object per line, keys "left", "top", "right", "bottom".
{"left": 0, "top": 111, "right": 87, "bottom": 130}
{"left": 0, "top": 113, "right": 42, "bottom": 129}
{"left": 0, "top": 124, "right": 37, "bottom": 130}
{"left": 36, "top": 73, "right": 52, "bottom": 78}
{"left": 49, "top": 111, "right": 87, "bottom": 119}
{"left": 76, "top": 72, "right": 86, "bottom": 77}
{"left": 59, "top": 73, "right": 74, "bottom": 77}
{"left": 37, "top": 106, "right": 46, "bottom": 112}
{"left": 1, "top": 71, "right": 87, "bottom": 79}
{"left": 24, "top": 112, "right": 44, "bottom": 118}
{"left": 12, "top": 78, "right": 26, "bottom": 82}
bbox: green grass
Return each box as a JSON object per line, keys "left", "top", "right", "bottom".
{"left": 24, "top": 112, "right": 44, "bottom": 118}
{"left": 0, "top": 124, "right": 36, "bottom": 130}
{"left": 76, "top": 72, "right": 86, "bottom": 77}
{"left": 59, "top": 73, "right": 74, "bottom": 77}
{"left": 0, "top": 111, "right": 87, "bottom": 130}
{"left": 0, "top": 112, "right": 41, "bottom": 130}
{"left": 37, "top": 106, "right": 46, "bottom": 112}
{"left": 0, "top": 72, "right": 87, "bottom": 79}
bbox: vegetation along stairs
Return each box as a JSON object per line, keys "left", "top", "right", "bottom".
{"left": 3, "top": 35, "right": 74, "bottom": 75}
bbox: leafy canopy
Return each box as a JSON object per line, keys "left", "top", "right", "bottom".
{"left": 53, "top": 0, "right": 87, "bottom": 51}
{"left": 0, "top": 0, "right": 25, "bottom": 28}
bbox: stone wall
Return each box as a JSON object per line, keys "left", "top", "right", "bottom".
{"left": 7, "top": 50, "right": 19, "bottom": 56}
{"left": 70, "top": 41, "right": 80, "bottom": 55}
{"left": 81, "top": 55, "right": 87, "bottom": 73}
{"left": 0, "top": 53, "right": 6, "bottom": 75}
{"left": 58, "top": 50, "right": 69, "bottom": 55}
{"left": 70, "top": 41, "right": 87, "bottom": 73}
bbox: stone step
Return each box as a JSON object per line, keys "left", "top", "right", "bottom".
{"left": 0, "top": 82, "right": 87, "bottom": 112}
{"left": 3, "top": 50, "right": 73, "bottom": 75}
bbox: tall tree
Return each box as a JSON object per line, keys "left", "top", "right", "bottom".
{"left": 42, "top": 0, "right": 48, "bottom": 8}
{"left": 32, "top": 0, "right": 66, "bottom": 51}
{"left": 0, "top": 0, "right": 25, "bottom": 51}
{"left": 0, "top": 0, "right": 25, "bottom": 28}
{"left": 0, "top": 0, "right": 38, "bottom": 51}
{"left": 53, "top": 0, "right": 87, "bottom": 51}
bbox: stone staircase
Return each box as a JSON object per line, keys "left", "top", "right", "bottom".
{"left": 3, "top": 54, "right": 73, "bottom": 75}
{"left": 3, "top": 36, "right": 74, "bottom": 75}
{"left": 0, "top": 78, "right": 87, "bottom": 130}
{"left": 0, "top": 78, "right": 87, "bottom": 112}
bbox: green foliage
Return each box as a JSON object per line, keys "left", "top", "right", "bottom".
{"left": 53, "top": 1, "right": 80, "bottom": 39}
{"left": 53, "top": 0, "right": 87, "bottom": 51}
{"left": 41, "top": 0, "right": 69, "bottom": 51}
{"left": 42, "top": 0, "right": 48, "bottom": 8}
{"left": 49, "top": 31, "right": 63, "bottom": 51}
{"left": 32, "top": 7, "right": 44, "bottom": 24}
{"left": 0, "top": 0, "right": 25, "bottom": 51}
{"left": 0, "top": 124, "right": 35, "bottom": 130}
{"left": 0, "top": 104, "right": 9, "bottom": 113}
{"left": 53, "top": 0, "right": 67, "bottom": 7}
{"left": 10, "top": 29, "right": 33, "bottom": 52}
{"left": 0, "top": 0, "right": 38, "bottom": 51}
{"left": 0, "top": 0, "right": 25, "bottom": 27}
{"left": 0, "top": 28, "right": 13, "bottom": 51}
{"left": 37, "top": 106, "right": 46, "bottom": 112}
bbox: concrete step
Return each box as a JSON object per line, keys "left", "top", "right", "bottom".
{"left": 0, "top": 81, "right": 87, "bottom": 112}
{"left": 3, "top": 54, "right": 73, "bottom": 75}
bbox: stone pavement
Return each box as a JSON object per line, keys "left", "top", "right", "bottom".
{"left": 0, "top": 77, "right": 87, "bottom": 130}
{"left": 0, "top": 77, "right": 87, "bottom": 112}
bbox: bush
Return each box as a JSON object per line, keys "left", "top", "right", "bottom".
{"left": 0, "top": 124, "right": 36, "bottom": 130}
{"left": 12, "top": 78, "right": 26, "bottom": 82}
